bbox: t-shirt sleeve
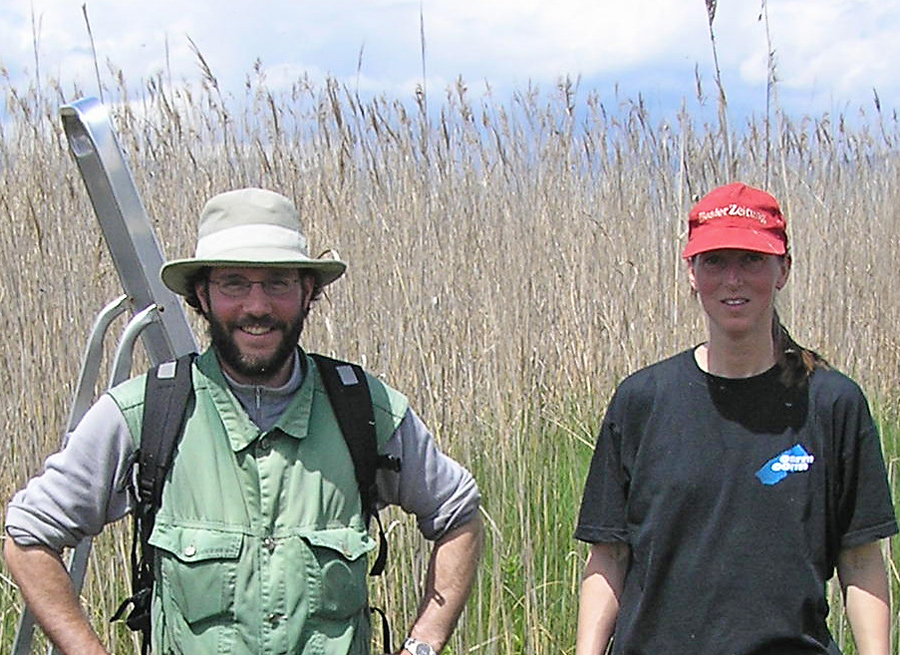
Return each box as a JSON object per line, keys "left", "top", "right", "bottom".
{"left": 375, "top": 408, "right": 481, "bottom": 541}
{"left": 574, "top": 391, "right": 630, "bottom": 544}
{"left": 4, "top": 394, "right": 136, "bottom": 551}
{"left": 833, "top": 382, "right": 898, "bottom": 549}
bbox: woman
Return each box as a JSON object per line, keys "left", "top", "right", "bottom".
{"left": 575, "top": 183, "right": 897, "bottom": 655}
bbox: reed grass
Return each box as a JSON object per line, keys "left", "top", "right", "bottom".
{"left": 0, "top": 62, "right": 898, "bottom": 655}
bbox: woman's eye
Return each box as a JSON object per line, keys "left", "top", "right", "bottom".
{"left": 742, "top": 254, "right": 765, "bottom": 269}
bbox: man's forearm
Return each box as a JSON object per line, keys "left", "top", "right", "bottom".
{"left": 403, "top": 514, "right": 484, "bottom": 653}
{"left": 3, "top": 538, "right": 109, "bottom": 655}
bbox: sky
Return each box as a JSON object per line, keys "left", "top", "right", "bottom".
{"left": 1, "top": 0, "right": 898, "bottom": 123}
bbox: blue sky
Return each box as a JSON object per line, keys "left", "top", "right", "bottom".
{"left": 1, "top": 0, "right": 898, "bottom": 123}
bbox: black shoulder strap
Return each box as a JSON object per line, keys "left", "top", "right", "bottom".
{"left": 112, "top": 352, "right": 195, "bottom": 653}
{"left": 309, "top": 353, "right": 400, "bottom": 576}
{"left": 138, "top": 352, "right": 197, "bottom": 511}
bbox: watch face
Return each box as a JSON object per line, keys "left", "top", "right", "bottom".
{"left": 404, "top": 638, "right": 435, "bottom": 655}
{"left": 404, "top": 640, "right": 434, "bottom": 655}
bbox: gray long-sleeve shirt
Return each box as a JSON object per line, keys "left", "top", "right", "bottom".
{"left": 6, "top": 354, "right": 480, "bottom": 550}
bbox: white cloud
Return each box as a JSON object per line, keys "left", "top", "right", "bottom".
{"left": 722, "top": 0, "right": 900, "bottom": 113}
{"left": 418, "top": 0, "right": 709, "bottom": 83}
{"left": 1, "top": 0, "right": 899, "bottom": 118}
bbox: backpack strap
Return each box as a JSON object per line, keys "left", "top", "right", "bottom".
{"left": 309, "top": 353, "right": 400, "bottom": 576}
{"left": 138, "top": 353, "right": 197, "bottom": 511}
{"left": 111, "top": 352, "right": 196, "bottom": 654}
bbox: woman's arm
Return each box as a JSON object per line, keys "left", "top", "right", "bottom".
{"left": 576, "top": 541, "right": 630, "bottom": 655}
{"left": 837, "top": 540, "right": 892, "bottom": 655}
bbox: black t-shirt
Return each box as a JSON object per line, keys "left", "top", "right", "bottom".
{"left": 575, "top": 348, "right": 898, "bottom": 655}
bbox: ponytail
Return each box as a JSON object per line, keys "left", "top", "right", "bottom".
{"left": 772, "top": 310, "right": 829, "bottom": 388}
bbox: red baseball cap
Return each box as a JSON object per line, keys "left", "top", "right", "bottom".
{"left": 682, "top": 182, "right": 788, "bottom": 259}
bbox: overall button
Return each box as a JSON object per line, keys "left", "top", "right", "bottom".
{"left": 267, "top": 612, "right": 283, "bottom": 627}
{"left": 264, "top": 536, "right": 276, "bottom": 553}
{"left": 183, "top": 545, "right": 196, "bottom": 557}
{"left": 257, "top": 437, "right": 271, "bottom": 454}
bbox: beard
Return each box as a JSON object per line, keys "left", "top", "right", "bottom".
{"left": 207, "top": 310, "right": 306, "bottom": 384}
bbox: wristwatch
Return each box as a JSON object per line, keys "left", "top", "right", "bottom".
{"left": 403, "top": 637, "right": 437, "bottom": 655}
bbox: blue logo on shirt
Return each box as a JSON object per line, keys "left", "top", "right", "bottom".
{"left": 755, "top": 444, "right": 815, "bottom": 486}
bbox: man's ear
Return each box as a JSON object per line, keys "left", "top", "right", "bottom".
{"left": 196, "top": 278, "right": 211, "bottom": 314}
{"left": 301, "top": 273, "right": 316, "bottom": 312}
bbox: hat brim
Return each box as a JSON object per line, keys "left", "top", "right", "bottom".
{"left": 161, "top": 256, "right": 346, "bottom": 297}
{"left": 682, "top": 226, "right": 787, "bottom": 259}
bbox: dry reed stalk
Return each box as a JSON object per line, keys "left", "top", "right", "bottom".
{"left": 0, "top": 64, "right": 898, "bottom": 654}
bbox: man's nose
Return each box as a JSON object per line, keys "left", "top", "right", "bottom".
{"left": 242, "top": 282, "right": 274, "bottom": 309}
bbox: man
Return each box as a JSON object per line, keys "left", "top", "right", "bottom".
{"left": 5, "top": 188, "right": 483, "bottom": 655}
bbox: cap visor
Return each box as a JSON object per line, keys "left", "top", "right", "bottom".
{"left": 682, "top": 227, "right": 786, "bottom": 259}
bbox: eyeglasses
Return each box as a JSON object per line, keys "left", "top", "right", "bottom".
{"left": 208, "top": 275, "right": 301, "bottom": 298}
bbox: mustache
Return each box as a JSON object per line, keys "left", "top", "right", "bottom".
{"left": 235, "top": 316, "right": 283, "bottom": 330}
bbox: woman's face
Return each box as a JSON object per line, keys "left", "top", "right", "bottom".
{"left": 688, "top": 249, "right": 791, "bottom": 340}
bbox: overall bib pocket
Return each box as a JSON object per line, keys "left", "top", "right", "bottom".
{"left": 150, "top": 524, "right": 243, "bottom": 625}
{"left": 303, "top": 528, "right": 375, "bottom": 621}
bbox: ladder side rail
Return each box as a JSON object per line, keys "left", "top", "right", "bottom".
{"left": 65, "top": 295, "right": 130, "bottom": 432}
{"left": 47, "top": 306, "right": 164, "bottom": 655}
{"left": 11, "top": 296, "right": 130, "bottom": 655}
{"left": 60, "top": 98, "right": 197, "bottom": 363}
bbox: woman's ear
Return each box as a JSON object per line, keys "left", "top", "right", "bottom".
{"left": 687, "top": 258, "right": 699, "bottom": 292}
{"left": 775, "top": 254, "right": 792, "bottom": 290}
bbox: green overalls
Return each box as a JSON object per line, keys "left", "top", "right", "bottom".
{"left": 109, "top": 349, "right": 408, "bottom": 655}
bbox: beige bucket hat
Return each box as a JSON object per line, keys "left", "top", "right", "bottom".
{"left": 161, "top": 188, "right": 346, "bottom": 297}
